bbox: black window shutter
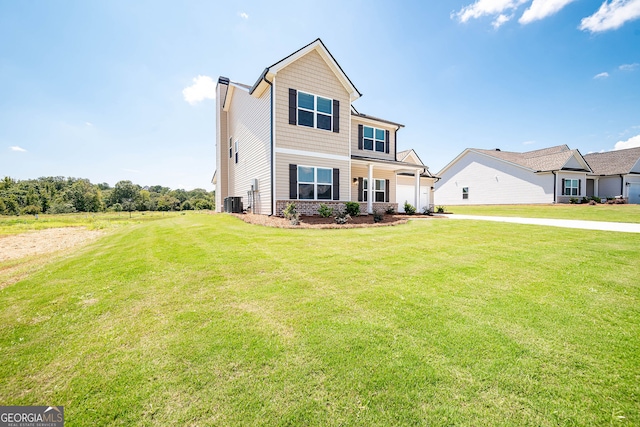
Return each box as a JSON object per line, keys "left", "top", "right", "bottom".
{"left": 561, "top": 178, "right": 565, "bottom": 195}
{"left": 289, "top": 164, "right": 297, "bottom": 199}
{"left": 578, "top": 179, "right": 581, "bottom": 195}
{"left": 357, "top": 177, "right": 363, "bottom": 202}
{"left": 332, "top": 100, "right": 340, "bottom": 133}
{"left": 385, "top": 130, "right": 390, "bottom": 154}
{"left": 358, "top": 125, "right": 363, "bottom": 150}
{"left": 289, "top": 89, "right": 297, "bottom": 125}
{"left": 385, "top": 179, "right": 390, "bottom": 202}
{"left": 333, "top": 168, "right": 340, "bottom": 200}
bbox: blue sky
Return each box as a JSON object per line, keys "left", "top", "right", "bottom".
{"left": 1, "top": 0, "right": 639, "bottom": 189}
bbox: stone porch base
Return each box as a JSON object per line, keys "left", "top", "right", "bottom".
{"left": 275, "top": 200, "right": 398, "bottom": 217}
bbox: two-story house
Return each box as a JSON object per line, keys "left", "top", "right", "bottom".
{"left": 213, "top": 39, "right": 436, "bottom": 216}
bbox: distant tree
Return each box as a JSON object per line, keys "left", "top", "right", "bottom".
{"left": 111, "top": 180, "right": 141, "bottom": 206}
{"left": 193, "top": 199, "right": 213, "bottom": 210}
{"left": 180, "top": 200, "right": 193, "bottom": 211}
{"left": 22, "top": 205, "right": 41, "bottom": 215}
{"left": 157, "top": 195, "right": 180, "bottom": 211}
{"left": 112, "top": 203, "right": 123, "bottom": 212}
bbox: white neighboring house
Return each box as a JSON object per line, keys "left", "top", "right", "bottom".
{"left": 434, "top": 145, "right": 592, "bottom": 205}
{"left": 583, "top": 146, "right": 640, "bottom": 204}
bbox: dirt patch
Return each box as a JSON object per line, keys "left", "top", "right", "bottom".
{"left": 232, "top": 213, "right": 440, "bottom": 229}
{"left": 0, "top": 228, "right": 104, "bottom": 262}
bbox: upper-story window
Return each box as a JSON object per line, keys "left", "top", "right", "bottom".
{"left": 289, "top": 88, "right": 340, "bottom": 133}
{"left": 297, "top": 91, "right": 332, "bottom": 131}
{"left": 358, "top": 124, "right": 389, "bottom": 154}
{"left": 234, "top": 140, "right": 239, "bottom": 164}
{"left": 363, "top": 126, "right": 385, "bottom": 152}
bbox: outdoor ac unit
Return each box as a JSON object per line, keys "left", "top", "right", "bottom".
{"left": 251, "top": 178, "right": 258, "bottom": 191}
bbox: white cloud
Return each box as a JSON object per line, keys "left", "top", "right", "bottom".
{"left": 519, "top": 0, "right": 576, "bottom": 24}
{"left": 492, "top": 14, "right": 512, "bottom": 28}
{"left": 522, "top": 140, "right": 536, "bottom": 145}
{"left": 122, "top": 168, "right": 142, "bottom": 174}
{"left": 452, "top": 0, "right": 529, "bottom": 23}
{"left": 182, "top": 75, "right": 216, "bottom": 105}
{"left": 579, "top": 0, "right": 640, "bottom": 33}
{"left": 619, "top": 62, "right": 639, "bottom": 71}
{"left": 614, "top": 134, "right": 640, "bottom": 150}
{"left": 239, "top": 12, "right": 249, "bottom": 19}
{"left": 10, "top": 146, "right": 27, "bottom": 152}
{"left": 594, "top": 71, "right": 610, "bottom": 78}
{"left": 85, "top": 121, "right": 93, "bottom": 127}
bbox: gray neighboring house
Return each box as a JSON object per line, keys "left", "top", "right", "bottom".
{"left": 584, "top": 146, "right": 640, "bottom": 204}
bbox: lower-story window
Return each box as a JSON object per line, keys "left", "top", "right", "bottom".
{"left": 564, "top": 179, "right": 579, "bottom": 196}
{"left": 362, "top": 178, "right": 387, "bottom": 202}
{"left": 298, "top": 166, "right": 332, "bottom": 200}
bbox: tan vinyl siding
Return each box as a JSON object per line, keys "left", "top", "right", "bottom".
{"left": 274, "top": 50, "right": 350, "bottom": 157}
{"left": 227, "top": 87, "right": 271, "bottom": 214}
{"left": 350, "top": 118, "right": 396, "bottom": 161}
{"left": 215, "top": 83, "right": 229, "bottom": 212}
{"left": 350, "top": 165, "right": 396, "bottom": 203}
{"left": 275, "top": 152, "right": 349, "bottom": 201}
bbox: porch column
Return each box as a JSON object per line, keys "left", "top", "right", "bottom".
{"left": 368, "top": 163, "right": 374, "bottom": 214}
{"left": 414, "top": 169, "right": 421, "bottom": 211}
{"left": 594, "top": 178, "right": 599, "bottom": 199}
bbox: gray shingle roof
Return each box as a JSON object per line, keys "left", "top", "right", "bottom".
{"left": 473, "top": 145, "right": 588, "bottom": 172}
{"left": 583, "top": 147, "right": 640, "bottom": 175}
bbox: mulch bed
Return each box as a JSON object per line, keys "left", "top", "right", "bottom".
{"left": 231, "top": 213, "right": 441, "bottom": 229}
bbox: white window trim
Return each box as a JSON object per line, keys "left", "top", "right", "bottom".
{"left": 297, "top": 91, "right": 333, "bottom": 131}
{"left": 298, "top": 165, "right": 333, "bottom": 200}
{"left": 363, "top": 126, "right": 385, "bottom": 153}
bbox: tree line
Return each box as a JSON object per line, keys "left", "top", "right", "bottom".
{"left": 0, "top": 176, "right": 215, "bottom": 215}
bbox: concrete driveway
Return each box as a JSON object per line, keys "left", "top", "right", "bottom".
{"left": 442, "top": 214, "right": 640, "bottom": 233}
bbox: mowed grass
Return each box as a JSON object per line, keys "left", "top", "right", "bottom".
{"left": 1, "top": 214, "right": 639, "bottom": 426}
{"left": 448, "top": 203, "right": 640, "bottom": 223}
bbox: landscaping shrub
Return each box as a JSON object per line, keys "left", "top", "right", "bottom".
{"left": 317, "top": 203, "right": 333, "bottom": 218}
{"left": 569, "top": 197, "right": 579, "bottom": 204}
{"left": 283, "top": 203, "right": 300, "bottom": 225}
{"left": 436, "top": 206, "right": 446, "bottom": 213}
{"left": 344, "top": 201, "right": 360, "bottom": 217}
{"left": 334, "top": 209, "right": 351, "bottom": 224}
{"left": 385, "top": 206, "right": 395, "bottom": 214}
{"left": 373, "top": 209, "right": 384, "bottom": 223}
{"left": 403, "top": 201, "right": 416, "bottom": 215}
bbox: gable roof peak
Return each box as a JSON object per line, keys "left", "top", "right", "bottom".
{"left": 250, "top": 38, "right": 361, "bottom": 101}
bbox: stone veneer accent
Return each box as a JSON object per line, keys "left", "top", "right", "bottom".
{"left": 276, "top": 200, "right": 398, "bottom": 217}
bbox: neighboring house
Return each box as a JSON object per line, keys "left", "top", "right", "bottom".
{"left": 213, "top": 39, "right": 436, "bottom": 215}
{"left": 583, "top": 147, "right": 640, "bottom": 204}
{"left": 435, "top": 145, "right": 593, "bottom": 205}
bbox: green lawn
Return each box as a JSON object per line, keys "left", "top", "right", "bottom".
{"left": 0, "top": 211, "right": 185, "bottom": 235}
{"left": 447, "top": 203, "right": 640, "bottom": 223}
{"left": 1, "top": 214, "right": 639, "bottom": 426}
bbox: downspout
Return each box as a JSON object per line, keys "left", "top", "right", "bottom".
{"left": 262, "top": 75, "right": 274, "bottom": 216}
{"left": 620, "top": 174, "right": 624, "bottom": 197}
{"left": 552, "top": 171, "right": 557, "bottom": 203}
